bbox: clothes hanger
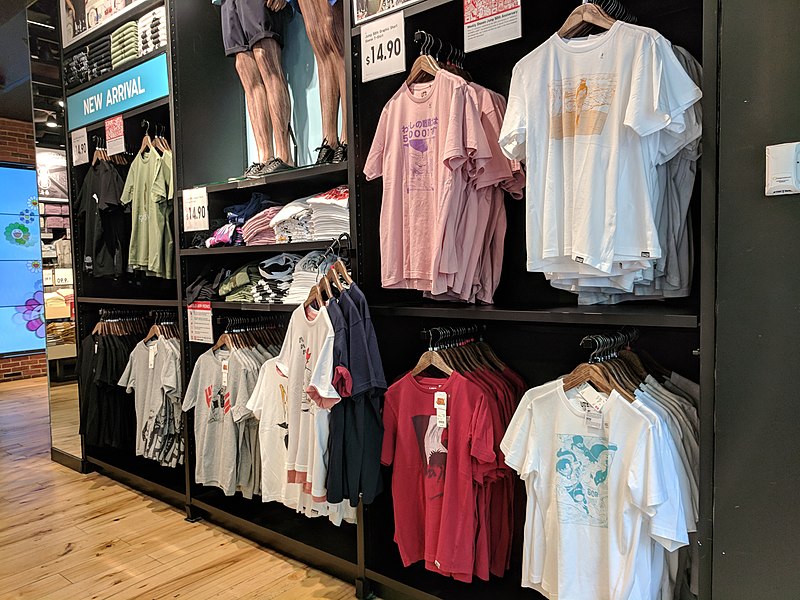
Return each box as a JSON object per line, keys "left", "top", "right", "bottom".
{"left": 139, "top": 119, "right": 154, "bottom": 156}
{"left": 558, "top": 2, "right": 616, "bottom": 38}
{"left": 303, "top": 284, "right": 323, "bottom": 310}
{"left": 410, "top": 332, "right": 454, "bottom": 378}
{"left": 407, "top": 32, "right": 441, "bottom": 85}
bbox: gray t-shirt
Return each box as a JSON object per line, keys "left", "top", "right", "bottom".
{"left": 183, "top": 348, "right": 244, "bottom": 495}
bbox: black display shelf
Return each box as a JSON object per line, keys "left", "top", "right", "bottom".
{"left": 351, "top": 0, "right": 455, "bottom": 35}
{"left": 63, "top": 0, "right": 165, "bottom": 52}
{"left": 206, "top": 301, "right": 299, "bottom": 313}
{"left": 77, "top": 296, "right": 180, "bottom": 307}
{"left": 180, "top": 241, "right": 334, "bottom": 256}
{"left": 180, "top": 162, "right": 348, "bottom": 195}
{"left": 369, "top": 302, "right": 700, "bottom": 329}
{"left": 65, "top": 49, "right": 168, "bottom": 96}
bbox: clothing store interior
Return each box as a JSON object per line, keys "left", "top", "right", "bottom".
{"left": 0, "top": 0, "right": 797, "bottom": 598}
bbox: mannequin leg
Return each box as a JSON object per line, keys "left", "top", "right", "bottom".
{"left": 297, "top": 0, "right": 344, "bottom": 145}
{"left": 331, "top": 0, "right": 347, "bottom": 144}
{"left": 235, "top": 50, "right": 274, "bottom": 163}
{"left": 252, "top": 38, "right": 294, "bottom": 165}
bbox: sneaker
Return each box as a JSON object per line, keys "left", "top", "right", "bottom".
{"left": 314, "top": 139, "right": 335, "bottom": 165}
{"left": 332, "top": 141, "right": 347, "bottom": 164}
{"left": 229, "top": 162, "right": 262, "bottom": 181}
{"left": 248, "top": 158, "right": 295, "bottom": 178}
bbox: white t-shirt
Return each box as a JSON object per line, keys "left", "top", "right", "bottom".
{"left": 501, "top": 380, "right": 685, "bottom": 600}
{"left": 275, "top": 305, "right": 340, "bottom": 502}
{"left": 499, "top": 21, "right": 702, "bottom": 274}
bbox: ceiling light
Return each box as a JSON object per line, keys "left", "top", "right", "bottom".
{"left": 46, "top": 114, "right": 58, "bottom": 128}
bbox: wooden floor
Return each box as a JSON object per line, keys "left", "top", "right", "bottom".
{"left": 0, "top": 377, "right": 356, "bottom": 600}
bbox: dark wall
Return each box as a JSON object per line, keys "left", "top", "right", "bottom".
{"left": 714, "top": 0, "right": 800, "bottom": 598}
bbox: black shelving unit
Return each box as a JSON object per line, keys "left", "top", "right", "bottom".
{"left": 65, "top": 49, "right": 168, "bottom": 96}
{"left": 180, "top": 162, "right": 349, "bottom": 196}
{"left": 180, "top": 240, "right": 335, "bottom": 257}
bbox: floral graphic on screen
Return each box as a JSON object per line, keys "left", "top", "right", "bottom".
{"left": 4, "top": 223, "right": 35, "bottom": 247}
{"left": 26, "top": 260, "right": 42, "bottom": 272}
{"left": 14, "top": 287, "right": 45, "bottom": 339}
{"left": 18, "top": 209, "right": 36, "bottom": 224}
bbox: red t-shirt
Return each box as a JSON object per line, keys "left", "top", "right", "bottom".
{"left": 381, "top": 371, "right": 495, "bottom": 575}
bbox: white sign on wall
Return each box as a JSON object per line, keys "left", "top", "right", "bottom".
{"left": 361, "top": 12, "right": 406, "bottom": 83}
{"left": 183, "top": 187, "right": 209, "bottom": 232}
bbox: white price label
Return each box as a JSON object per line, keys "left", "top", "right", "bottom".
{"left": 42, "top": 269, "right": 54, "bottom": 286}
{"left": 71, "top": 128, "right": 89, "bottom": 166}
{"left": 361, "top": 12, "right": 406, "bottom": 83}
{"left": 187, "top": 301, "right": 214, "bottom": 343}
{"left": 54, "top": 268, "right": 73, "bottom": 286}
{"left": 183, "top": 187, "right": 209, "bottom": 232}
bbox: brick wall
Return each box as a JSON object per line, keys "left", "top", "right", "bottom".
{"left": 0, "top": 118, "right": 36, "bottom": 165}
{"left": 0, "top": 352, "right": 47, "bottom": 381}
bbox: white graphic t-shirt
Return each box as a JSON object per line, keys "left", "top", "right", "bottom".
{"left": 499, "top": 22, "right": 702, "bottom": 275}
{"left": 501, "top": 381, "right": 687, "bottom": 600}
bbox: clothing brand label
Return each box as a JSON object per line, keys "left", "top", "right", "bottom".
{"left": 66, "top": 53, "right": 170, "bottom": 130}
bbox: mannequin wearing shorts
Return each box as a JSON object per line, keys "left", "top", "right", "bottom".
{"left": 295, "top": 0, "right": 347, "bottom": 164}
{"left": 221, "top": 0, "right": 295, "bottom": 176}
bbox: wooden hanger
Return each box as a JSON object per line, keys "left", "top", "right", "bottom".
{"left": 212, "top": 332, "right": 232, "bottom": 351}
{"left": 142, "top": 324, "right": 160, "bottom": 343}
{"left": 325, "top": 267, "right": 344, "bottom": 293}
{"left": 407, "top": 34, "right": 441, "bottom": 85}
{"left": 558, "top": 3, "right": 615, "bottom": 38}
{"left": 303, "top": 284, "right": 323, "bottom": 309}
{"left": 318, "top": 272, "right": 333, "bottom": 301}
{"left": 410, "top": 349, "right": 453, "bottom": 377}
{"left": 333, "top": 259, "right": 353, "bottom": 285}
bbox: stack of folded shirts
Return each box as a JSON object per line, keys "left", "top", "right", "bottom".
{"left": 242, "top": 205, "right": 282, "bottom": 245}
{"left": 307, "top": 185, "right": 350, "bottom": 240}
{"left": 225, "top": 192, "right": 274, "bottom": 225}
{"left": 186, "top": 267, "right": 230, "bottom": 303}
{"left": 45, "top": 216, "right": 68, "bottom": 229}
{"left": 65, "top": 51, "right": 89, "bottom": 87}
{"left": 205, "top": 223, "right": 244, "bottom": 247}
{"left": 251, "top": 253, "right": 301, "bottom": 304}
{"left": 46, "top": 321, "right": 76, "bottom": 346}
{"left": 283, "top": 251, "right": 336, "bottom": 304}
{"left": 138, "top": 7, "right": 168, "bottom": 56}
{"left": 219, "top": 262, "right": 261, "bottom": 302}
{"left": 111, "top": 22, "right": 139, "bottom": 69}
{"left": 87, "top": 36, "right": 111, "bottom": 80}
{"left": 270, "top": 199, "right": 314, "bottom": 243}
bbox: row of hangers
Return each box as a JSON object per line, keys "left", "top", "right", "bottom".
{"left": 212, "top": 315, "right": 287, "bottom": 351}
{"left": 410, "top": 324, "right": 507, "bottom": 377}
{"left": 561, "top": 327, "right": 672, "bottom": 403}
{"left": 558, "top": 0, "right": 637, "bottom": 39}
{"left": 139, "top": 119, "right": 171, "bottom": 156}
{"left": 91, "top": 308, "right": 148, "bottom": 336}
{"left": 407, "top": 30, "right": 471, "bottom": 85}
{"left": 91, "top": 136, "right": 130, "bottom": 166}
{"left": 143, "top": 310, "right": 179, "bottom": 342}
{"left": 303, "top": 234, "right": 355, "bottom": 309}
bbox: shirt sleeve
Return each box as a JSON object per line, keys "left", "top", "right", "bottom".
{"left": 364, "top": 107, "right": 389, "bottom": 181}
{"left": 181, "top": 364, "right": 201, "bottom": 412}
{"left": 246, "top": 365, "right": 268, "bottom": 421}
{"left": 380, "top": 388, "right": 399, "bottom": 466}
{"left": 274, "top": 321, "right": 295, "bottom": 377}
{"left": 119, "top": 164, "right": 136, "bottom": 206}
{"left": 628, "top": 425, "right": 670, "bottom": 519}
{"left": 498, "top": 65, "right": 528, "bottom": 161}
{"left": 624, "top": 35, "right": 702, "bottom": 138}
{"left": 118, "top": 353, "right": 136, "bottom": 392}
{"left": 470, "top": 394, "right": 496, "bottom": 467}
{"left": 500, "top": 393, "right": 535, "bottom": 478}
{"left": 647, "top": 421, "right": 691, "bottom": 551}
{"left": 306, "top": 331, "right": 342, "bottom": 409}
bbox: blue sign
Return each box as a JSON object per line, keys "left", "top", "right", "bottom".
{"left": 66, "top": 53, "right": 170, "bottom": 131}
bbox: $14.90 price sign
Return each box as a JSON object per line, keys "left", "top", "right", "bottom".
{"left": 361, "top": 12, "right": 405, "bottom": 83}
{"left": 183, "top": 187, "right": 209, "bottom": 232}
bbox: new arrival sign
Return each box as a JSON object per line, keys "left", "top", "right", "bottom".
{"left": 66, "top": 53, "right": 170, "bottom": 131}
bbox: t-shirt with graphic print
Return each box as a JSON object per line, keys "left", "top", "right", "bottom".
{"left": 364, "top": 69, "right": 491, "bottom": 291}
{"left": 499, "top": 22, "right": 702, "bottom": 275}
{"left": 500, "top": 381, "right": 687, "bottom": 600}
{"left": 182, "top": 347, "right": 249, "bottom": 496}
{"left": 275, "top": 304, "right": 340, "bottom": 502}
{"left": 381, "top": 372, "right": 495, "bottom": 576}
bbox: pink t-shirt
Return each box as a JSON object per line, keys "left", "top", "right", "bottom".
{"left": 364, "top": 70, "right": 489, "bottom": 291}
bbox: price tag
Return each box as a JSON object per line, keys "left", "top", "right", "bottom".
{"left": 183, "top": 187, "right": 209, "bottom": 232}
{"left": 585, "top": 409, "right": 603, "bottom": 430}
{"left": 105, "top": 115, "right": 125, "bottom": 156}
{"left": 71, "top": 127, "right": 88, "bottom": 166}
{"left": 361, "top": 12, "right": 405, "bottom": 83}
{"left": 42, "top": 269, "right": 54, "bottom": 286}
{"left": 577, "top": 382, "right": 607, "bottom": 412}
{"left": 221, "top": 359, "right": 229, "bottom": 388}
{"left": 54, "top": 268, "right": 73, "bottom": 286}
{"left": 187, "top": 301, "right": 214, "bottom": 343}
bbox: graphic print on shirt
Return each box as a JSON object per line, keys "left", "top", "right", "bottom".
{"left": 412, "top": 415, "right": 448, "bottom": 491}
{"left": 278, "top": 382, "right": 289, "bottom": 450}
{"left": 549, "top": 74, "right": 617, "bottom": 139}
{"left": 401, "top": 119, "right": 438, "bottom": 193}
{"left": 205, "top": 384, "right": 230, "bottom": 422}
{"left": 555, "top": 433, "right": 618, "bottom": 527}
{"left": 299, "top": 336, "right": 312, "bottom": 413}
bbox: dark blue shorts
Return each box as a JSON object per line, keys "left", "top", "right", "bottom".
{"left": 221, "top": 0, "right": 292, "bottom": 56}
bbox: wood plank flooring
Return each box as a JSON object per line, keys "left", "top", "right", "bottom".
{"left": 0, "top": 378, "right": 356, "bottom": 600}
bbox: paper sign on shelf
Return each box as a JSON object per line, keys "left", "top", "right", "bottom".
{"left": 71, "top": 127, "right": 89, "bottom": 166}
{"left": 188, "top": 301, "right": 214, "bottom": 343}
{"left": 105, "top": 115, "right": 125, "bottom": 155}
{"left": 183, "top": 187, "right": 209, "bottom": 232}
{"left": 42, "top": 269, "right": 54, "bottom": 286}
{"left": 54, "top": 268, "right": 74, "bottom": 286}
{"left": 361, "top": 12, "right": 406, "bottom": 83}
{"left": 464, "top": 0, "right": 522, "bottom": 53}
